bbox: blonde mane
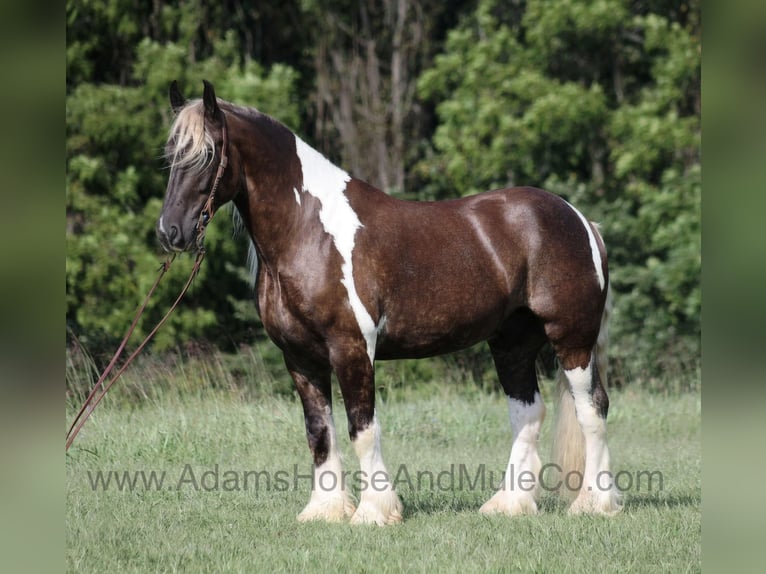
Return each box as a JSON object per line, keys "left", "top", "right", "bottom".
{"left": 166, "top": 100, "right": 215, "bottom": 173}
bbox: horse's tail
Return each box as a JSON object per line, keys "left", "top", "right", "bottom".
{"left": 550, "top": 279, "right": 611, "bottom": 499}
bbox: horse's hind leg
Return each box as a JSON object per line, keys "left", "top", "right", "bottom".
{"left": 286, "top": 356, "right": 356, "bottom": 522}
{"left": 555, "top": 347, "right": 622, "bottom": 515}
{"left": 480, "top": 312, "right": 547, "bottom": 516}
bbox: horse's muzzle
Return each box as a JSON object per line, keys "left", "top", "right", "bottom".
{"left": 157, "top": 217, "right": 196, "bottom": 253}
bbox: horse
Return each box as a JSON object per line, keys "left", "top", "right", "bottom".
{"left": 157, "top": 80, "right": 622, "bottom": 525}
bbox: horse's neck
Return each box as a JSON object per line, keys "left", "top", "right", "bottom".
{"left": 234, "top": 116, "right": 355, "bottom": 271}
{"left": 231, "top": 175, "right": 306, "bottom": 276}
{"left": 233, "top": 187, "right": 298, "bottom": 271}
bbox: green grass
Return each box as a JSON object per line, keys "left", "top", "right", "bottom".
{"left": 66, "top": 373, "right": 700, "bottom": 573}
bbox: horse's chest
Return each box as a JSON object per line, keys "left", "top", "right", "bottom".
{"left": 256, "top": 272, "right": 326, "bottom": 355}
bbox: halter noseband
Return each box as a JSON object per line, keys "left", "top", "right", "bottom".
{"left": 196, "top": 114, "right": 229, "bottom": 251}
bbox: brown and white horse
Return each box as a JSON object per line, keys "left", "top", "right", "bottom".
{"left": 157, "top": 81, "right": 622, "bottom": 524}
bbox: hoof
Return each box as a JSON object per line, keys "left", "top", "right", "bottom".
{"left": 568, "top": 489, "right": 623, "bottom": 516}
{"left": 349, "top": 492, "right": 403, "bottom": 526}
{"left": 480, "top": 490, "right": 539, "bottom": 516}
{"left": 297, "top": 494, "right": 356, "bottom": 523}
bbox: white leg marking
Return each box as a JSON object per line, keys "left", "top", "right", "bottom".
{"left": 564, "top": 358, "right": 622, "bottom": 515}
{"left": 480, "top": 392, "right": 545, "bottom": 516}
{"left": 298, "top": 408, "right": 356, "bottom": 522}
{"left": 350, "top": 413, "right": 403, "bottom": 525}
{"left": 294, "top": 136, "right": 378, "bottom": 364}
{"left": 565, "top": 201, "right": 605, "bottom": 290}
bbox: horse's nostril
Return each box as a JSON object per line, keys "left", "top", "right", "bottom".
{"left": 169, "top": 225, "right": 180, "bottom": 242}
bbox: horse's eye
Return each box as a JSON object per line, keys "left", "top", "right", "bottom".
{"left": 202, "top": 212, "right": 210, "bottom": 224}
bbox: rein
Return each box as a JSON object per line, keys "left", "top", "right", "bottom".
{"left": 65, "top": 116, "right": 229, "bottom": 452}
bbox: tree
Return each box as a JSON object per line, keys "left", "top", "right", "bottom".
{"left": 305, "top": 0, "right": 472, "bottom": 193}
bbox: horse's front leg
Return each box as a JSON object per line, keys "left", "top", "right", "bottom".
{"left": 286, "top": 356, "right": 356, "bottom": 522}
{"left": 332, "top": 344, "right": 403, "bottom": 525}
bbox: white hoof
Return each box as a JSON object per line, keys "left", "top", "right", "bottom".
{"left": 297, "top": 494, "right": 356, "bottom": 523}
{"left": 350, "top": 491, "right": 403, "bottom": 525}
{"left": 568, "top": 488, "right": 623, "bottom": 516}
{"left": 480, "top": 490, "right": 539, "bottom": 516}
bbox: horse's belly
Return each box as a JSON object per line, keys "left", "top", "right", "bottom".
{"left": 375, "top": 338, "right": 484, "bottom": 360}
{"left": 374, "top": 307, "right": 506, "bottom": 360}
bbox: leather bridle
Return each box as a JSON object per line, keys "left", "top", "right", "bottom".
{"left": 195, "top": 114, "right": 228, "bottom": 251}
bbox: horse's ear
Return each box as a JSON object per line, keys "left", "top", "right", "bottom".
{"left": 202, "top": 80, "right": 222, "bottom": 121}
{"left": 169, "top": 80, "right": 185, "bottom": 113}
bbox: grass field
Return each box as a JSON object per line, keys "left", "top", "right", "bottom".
{"left": 66, "top": 368, "right": 700, "bottom": 573}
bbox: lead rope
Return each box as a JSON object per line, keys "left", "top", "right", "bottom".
{"left": 66, "top": 116, "right": 228, "bottom": 452}
{"left": 65, "top": 252, "right": 205, "bottom": 451}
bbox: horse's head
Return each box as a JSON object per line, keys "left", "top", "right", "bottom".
{"left": 157, "top": 80, "right": 235, "bottom": 252}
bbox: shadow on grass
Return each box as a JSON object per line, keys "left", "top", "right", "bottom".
{"left": 622, "top": 492, "right": 700, "bottom": 510}
{"left": 401, "top": 493, "right": 570, "bottom": 519}
{"left": 401, "top": 491, "right": 699, "bottom": 518}
{"left": 402, "top": 495, "right": 484, "bottom": 518}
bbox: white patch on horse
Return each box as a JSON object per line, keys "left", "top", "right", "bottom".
{"left": 158, "top": 216, "right": 166, "bottom": 235}
{"left": 565, "top": 201, "right": 605, "bottom": 290}
{"left": 351, "top": 412, "right": 403, "bottom": 525}
{"left": 293, "top": 186, "right": 302, "bottom": 206}
{"left": 563, "top": 358, "right": 622, "bottom": 515}
{"left": 294, "top": 135, "right": 378, "bottom": 364}
{"left": 480, "top": 392, "right": 545, "bottom": 516}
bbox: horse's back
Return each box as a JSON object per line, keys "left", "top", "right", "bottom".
{"left": 357, "top": 184, "right": 600, "bottom": 294}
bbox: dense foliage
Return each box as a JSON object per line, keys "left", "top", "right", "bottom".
{"left": 66, "top": 0, "right": 700, "bottom": 384}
